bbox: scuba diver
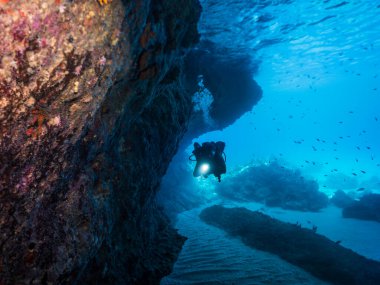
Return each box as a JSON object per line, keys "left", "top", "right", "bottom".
{"left": 189, "top": 141, "right": 227, "bottom": 182}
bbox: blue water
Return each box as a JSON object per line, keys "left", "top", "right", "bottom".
{"left": 162, "top": 1, "right": 380, "bottom": 284}
{"left": 195, "top": 0, "right": 380, "bottom": 196}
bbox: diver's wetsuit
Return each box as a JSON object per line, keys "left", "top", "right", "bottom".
{"left": 192, "top": 141, "right": 226, "bottom": 181}
{"left": 213, "top": 141, "right": 226, "bottom": 181}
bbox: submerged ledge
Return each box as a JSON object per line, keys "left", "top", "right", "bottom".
{"left": 200, "top": 205, "right": 380, "bottom": 285}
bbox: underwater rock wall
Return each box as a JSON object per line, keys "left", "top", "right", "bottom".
{"left": 0, "top": 0, "right": 200, "bottom": 284}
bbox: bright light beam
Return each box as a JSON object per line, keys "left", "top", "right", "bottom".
{"left": 200, "top": 163, "right": 210, "bottom": 174}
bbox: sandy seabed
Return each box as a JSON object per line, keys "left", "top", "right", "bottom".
{"left": 162, "top": 201, "right": 380, "bottom": 285}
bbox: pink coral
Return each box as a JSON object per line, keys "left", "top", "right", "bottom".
{"left": 58, "top": 4, "right": 66, "bottom": 14}
{"left": 74, "top": 65, "right": 82, "bottom": 76}
{"left": 98, "top": 56, "right": 107, "bottom": 66}
{"left": 13, "top": 19, "right": 29, "bottom": 41}
{"left": 31, "top": 16, "right": 42, "bottom": 31}
{"left": 37, "top": 37, "right": 48, "bottom": 48}
{"left": 15, "top": 165, "right": 35, "bottom": 194}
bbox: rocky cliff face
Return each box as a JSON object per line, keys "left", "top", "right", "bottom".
{"left": 0, "top": 0, "right": 200, "bottom": 284}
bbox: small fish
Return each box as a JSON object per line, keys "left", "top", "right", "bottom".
{"left": 312, "top": 146, "right": 317, "bottom": 151}
{"left": 339, "top": 136, "right": 343, "bottom": 139}
{"left": 355, "top": 158, "right": 359, "bottom": 162}
{"left": 356, "top": 146, "right": 360, "bottom": 150}
{"left": 338, "top": 121, "right": 343, "bottom": 124}
{"left": 312, "top": 161, "right": 316, "bottom": 165}
{"left": 366, "top": 146, "right": 371, "bottom": 150}
{"left": 349, "top": 111, "right": 354, "bottom": 114}
{"left": 305, "top": 160, "right": 310, "bottom": 163}
{"left": 361, "top": 170, "right": 366, "bottom": 174}
{"left": 357, "top": 187, "right": 365, "bottom": 191}
{"left": 375, "top": 117, "right": 378, "bottom": 121}
{"left": 352, "top": 173, "right": 357, "bottom": 176}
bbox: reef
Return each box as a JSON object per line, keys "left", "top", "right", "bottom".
{"left": 217, "top": 162, "right": 329, "bottom": 211}
{"left": 200, "top": 205, "right": 380, "bottom": 285}
{"left": 342, "top": 194, "right": 380, "bottom": 223}
{"left": 331, "top": 189, "right": 354, "bottom": 208}
{"left": 0, "top": 0, "right": 200, "bottom": 284}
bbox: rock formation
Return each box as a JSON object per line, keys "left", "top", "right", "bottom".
{"left": 331, "top": 189, "right": 354, "bottom": 208}
{"left": 0, "top": 0, "right": 200, "bottom": 284}
{"left": 343, "top": 194, "right": 380, "bottom": 223}
{"left": 217, "top": 162, "right": 329, "bottom": 211}
{"left": 200, "top": 205, "right": 380, "bottom": 285}
{"left": 181, "top": 40, "right": 262, "bottom": 146}
{"left": 157, "top": 42, "right": 263, "bottom": 218}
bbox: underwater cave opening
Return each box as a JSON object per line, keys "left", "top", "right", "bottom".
{"left": 159, "top": 0, "right": 380, "bottom": 284}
